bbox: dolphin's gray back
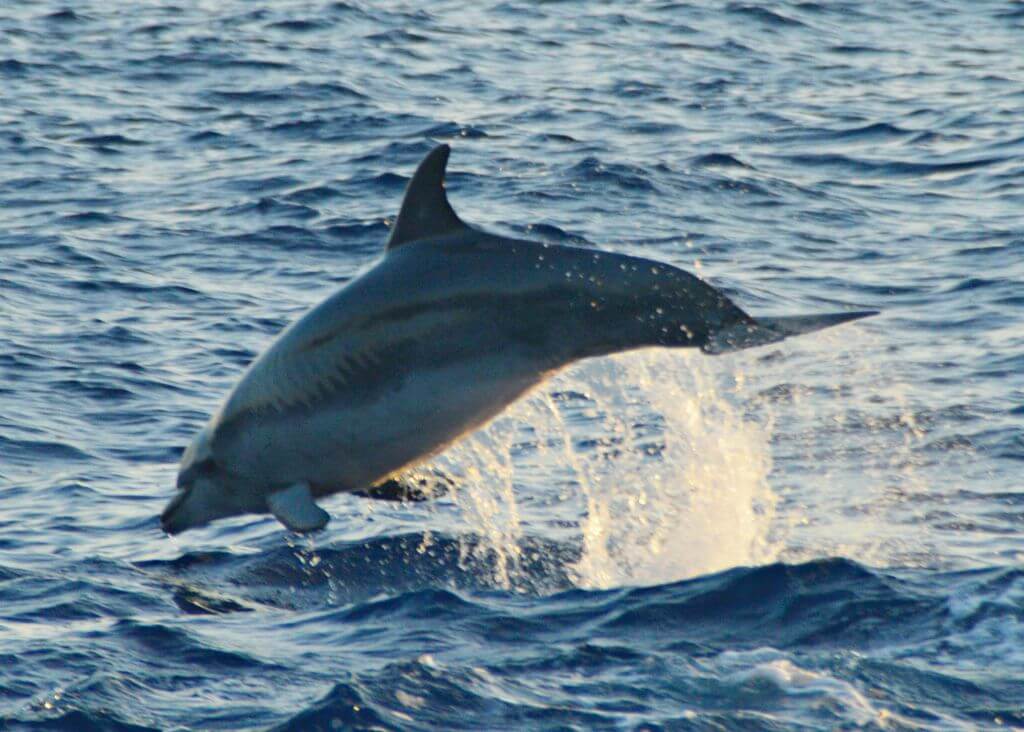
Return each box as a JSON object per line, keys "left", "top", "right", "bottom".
{"left": 394, "top": 233, "right": 754, "bottom": 358}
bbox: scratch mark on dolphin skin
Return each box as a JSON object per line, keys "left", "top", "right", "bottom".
{"left": 225, "top": 340, "right": 418, "bottom": 423}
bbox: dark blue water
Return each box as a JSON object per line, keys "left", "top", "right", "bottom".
{"left": 2, "top": 1, "right": 1023, "bottom": 729}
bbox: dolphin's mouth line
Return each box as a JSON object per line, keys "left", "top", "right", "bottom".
{"left": 160, "top": 488, "right": 190, "bottom": 533}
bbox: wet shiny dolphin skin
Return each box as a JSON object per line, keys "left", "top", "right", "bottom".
{"left": 161, "top": 145, "right": 875, "bottom": 534}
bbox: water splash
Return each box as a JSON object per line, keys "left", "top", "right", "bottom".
{"left": 433, "top": 418, "right": 525, "bottom": 589}
{"left": 434, "top": 350, "right": 779, "bottom": 590}
{"left": 564, "top": 351, "right": 778, "bottom": 588}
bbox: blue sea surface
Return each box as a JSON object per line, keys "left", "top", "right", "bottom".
{"left": 2, "top": 0, "right": 1024, "bottom": 729}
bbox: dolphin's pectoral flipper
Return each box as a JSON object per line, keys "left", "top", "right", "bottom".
{"left": 354, "top": 469, "right": 453, "bottom": 502}
{"left": 267, "top": 482, "right": 330, "bottom": 532}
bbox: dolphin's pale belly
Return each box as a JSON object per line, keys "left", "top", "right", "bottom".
{"left": 210, "top": 343, "right": 547, "bottom": 499}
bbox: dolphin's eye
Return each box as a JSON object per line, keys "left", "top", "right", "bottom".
{"left": 177, "top": 457, "right": 218, "bottom": 488}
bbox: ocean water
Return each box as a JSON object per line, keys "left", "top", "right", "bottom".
{"left": 2, "top": 0, "right": 1023, "bottom": 728}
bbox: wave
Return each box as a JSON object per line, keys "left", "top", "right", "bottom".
{"left": 4, "top": 502, "right": 1021, "bottom": 728}
{"left": 95, "top": 553, "right": 1022, "bottom": 730}
{"left": 779, "top": 153, "right": 1007, "bottom": 178}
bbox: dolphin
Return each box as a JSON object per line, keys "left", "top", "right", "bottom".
{"left": 161, "top": 144, "right": 876, "bottom": 534}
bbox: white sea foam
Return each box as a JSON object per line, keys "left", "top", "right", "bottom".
{"left": 716, "top": 648, "right": 930, "bottom": 729}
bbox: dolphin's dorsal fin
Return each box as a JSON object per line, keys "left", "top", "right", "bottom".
{"left": 386, "top": 144, "right": 468, "bottom": 250}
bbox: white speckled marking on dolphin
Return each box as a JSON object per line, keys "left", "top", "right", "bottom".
{"left": 161, "top": 144, "right": 877, "bottom": 535}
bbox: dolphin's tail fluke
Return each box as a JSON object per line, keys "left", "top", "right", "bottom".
{"left": 702, "top": 310, "right": 878, "bottom": 355}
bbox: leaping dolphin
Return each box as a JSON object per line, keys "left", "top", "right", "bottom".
{"left": 161, "top": 144, "right": 875, "bottom": 534}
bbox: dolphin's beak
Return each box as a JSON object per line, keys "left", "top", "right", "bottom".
{"left": 160, "top": 489, "right": 190, "bottom": 535}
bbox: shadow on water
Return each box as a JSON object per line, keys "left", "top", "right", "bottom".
{"left": 137, "top": 532, "right": 580, "bottom": 612}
